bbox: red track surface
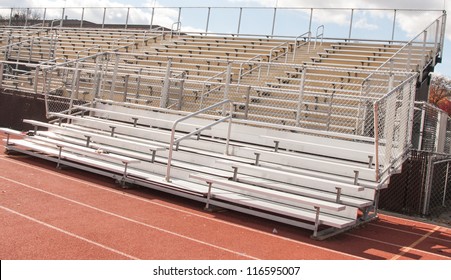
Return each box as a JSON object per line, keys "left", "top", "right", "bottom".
{"left": 0, "top": 132, "right": 450, "bottom": 260}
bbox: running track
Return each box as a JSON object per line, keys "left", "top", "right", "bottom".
{"left": 0, "top": 133, "right": 450, "bottom": 260}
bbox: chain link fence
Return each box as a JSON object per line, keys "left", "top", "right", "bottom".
{"left": 380, "top": 103, "right": 451, "bottom": 221}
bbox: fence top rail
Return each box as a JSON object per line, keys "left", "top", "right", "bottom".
{"left": 1, "top": 6, "right": 444, "bottom": 11}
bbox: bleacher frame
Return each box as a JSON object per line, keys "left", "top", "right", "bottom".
{"left": 0, "top": 7, "right": 447, "bottom": 239}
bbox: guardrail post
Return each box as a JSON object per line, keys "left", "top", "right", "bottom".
{"left": 102, "top": 8, "right": 106, "bottom": 29}
{"left": 150, "top": 7, "right": 155, "bottom": 28}
{"left": 205, "top": 7, "right": 211, "bottom": 33}
{"left": 109, "top": 53, "right": 120, "bottom": 100}
{"left": 237, "top": 8, "right": 243, "bottom": 35}
{"left": 422, "top": 154, "right": 434, "bottom": 216}
{"left": 271, "top": 7, "right": 277, "bottom": 38}
{"left": 348, "top": 9, "right": 354, "bottom": 39}
{"left": 374, "top": 102, "right": 380, "bottom": 182}
{"left": 80, "top": 8, "right": 84, "bottom": 27}
{"left": 125, "top": 8, "right": 130, "bottom": 29}
{"left": 25, "top": 8, "right": 29, "bottom": 26}
{"left": 160, "top": 59, "right": 172, "bottom": 108}
{"left": 60, "top": 8, "right": 65, "bottom": 27}
{"left": 9, "top": 8, "right": 13, "bottom": 26}
{"left": 439, "top": 12, "right": 447, "bottom": 59}
{"left": 391, "top": 10, "right": 397, "bottom": 41}
{"left": 433, "top": 19, "right": 440, "bottom": 66}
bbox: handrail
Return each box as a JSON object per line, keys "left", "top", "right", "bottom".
{"left": 266, "top": 41, "right": 290, "bottom": 75}
{"left": 77, "top": 45, "right": 102, "bottom": 59}
{"left": 293, "top": 31, "right": 311, "bottom": 61}
{"left": 313, "top": 25, "right": 324, "bottom": 49}
{"left": 199, "top": 70, "right": 227, "bottom": 108}
{"left": 170, "top": 21, "right": 182, "bottom": 39}
{"left": 165, "top": 99, "right": 234, "bottom": 182}
{"left": 50, "top": 19, "right": 61, "bottom": 29}
{"left": 362, "top": 13, "right": 445, "bottom": 86}
{"left": 238, "top": 54, "right": 264, "bottom": 83}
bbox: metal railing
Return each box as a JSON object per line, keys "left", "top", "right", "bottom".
{"left": 165, "top": 99, "right": 234, "bottom": 182}
{"left": 292, "top": 31, "right": 311, "bottom": 61}
{"left": 362, "top": 13, "right": 446, "bottom": 86}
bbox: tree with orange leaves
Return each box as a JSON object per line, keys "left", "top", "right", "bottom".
{"left": 429, "top": 74, "right": 451, "bottom": 115}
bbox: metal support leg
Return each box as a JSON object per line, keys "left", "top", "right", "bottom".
{"left": 335, "top": 187, "right": 342, "bottom": 203}
{"left": 368, "top": 155, "right": 373, "bottom": 169}
{"left": 205, "top": 181, "right": 213, "bottom": 210}
{"left": 56, "top": 145, "right": 63, "bottom": 169}
{"left": 121, "top": 161, "right": 129, "bottom": 187}
{"left": 274, "top": 140, "right": 280, "bottom": 152}
{"left": 110, "top": 126, "right": 116, "bottom": 137}
{"left": 232, "top": 166, "right": 238, "bottom": 181}
{"left": 254, "top": 152, "right": 260, "bottom": 166}
{"left": 313, "top": 206, "right": 321, "bottom": 238}
{"left": 85, "top": 136, "right": 91, "bottom": 147}
{"left": 132, "top": 117, "right": 138, "bottom": 127}
{"left": 353, "top": 171, "right": 359, "bottom": 185}
{"left": 150, "top": 149, "right": 156, "bottom": 163}
{"left": 5, "top": 133, "right": 10, "bottom": 145}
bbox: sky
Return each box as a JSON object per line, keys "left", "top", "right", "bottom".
{"left": 1, "top": 0, "right": 450, "bottom": 76}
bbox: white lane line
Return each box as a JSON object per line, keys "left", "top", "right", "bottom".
{"left": 369, "top": 223, "right": 450, "bottom": 244}
{"left": 346, "top": 232, "right": 450, "bottom": 260}
{"left": 391, "top": 225, "right": 442, "bottom": 260}
{"left": 0, "top": 157, "right": 364, "bottom": 260}
{"left": 0, "top": 205, "right": 139, "bottom": 260}
{"left": 0, "top": 175, "right": 259, "bottom": 260}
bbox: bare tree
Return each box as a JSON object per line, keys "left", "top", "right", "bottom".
{"left": 7, "top": 8, "right": 42, "bottom": 26}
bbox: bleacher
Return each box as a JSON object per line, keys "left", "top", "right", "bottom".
{"left": 0, "top": 9, "right": 446, "bottom": 239}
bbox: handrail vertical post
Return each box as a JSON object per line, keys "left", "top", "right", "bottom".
{"left": 295, "top": 67, "right": 306, "bottom": 127}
